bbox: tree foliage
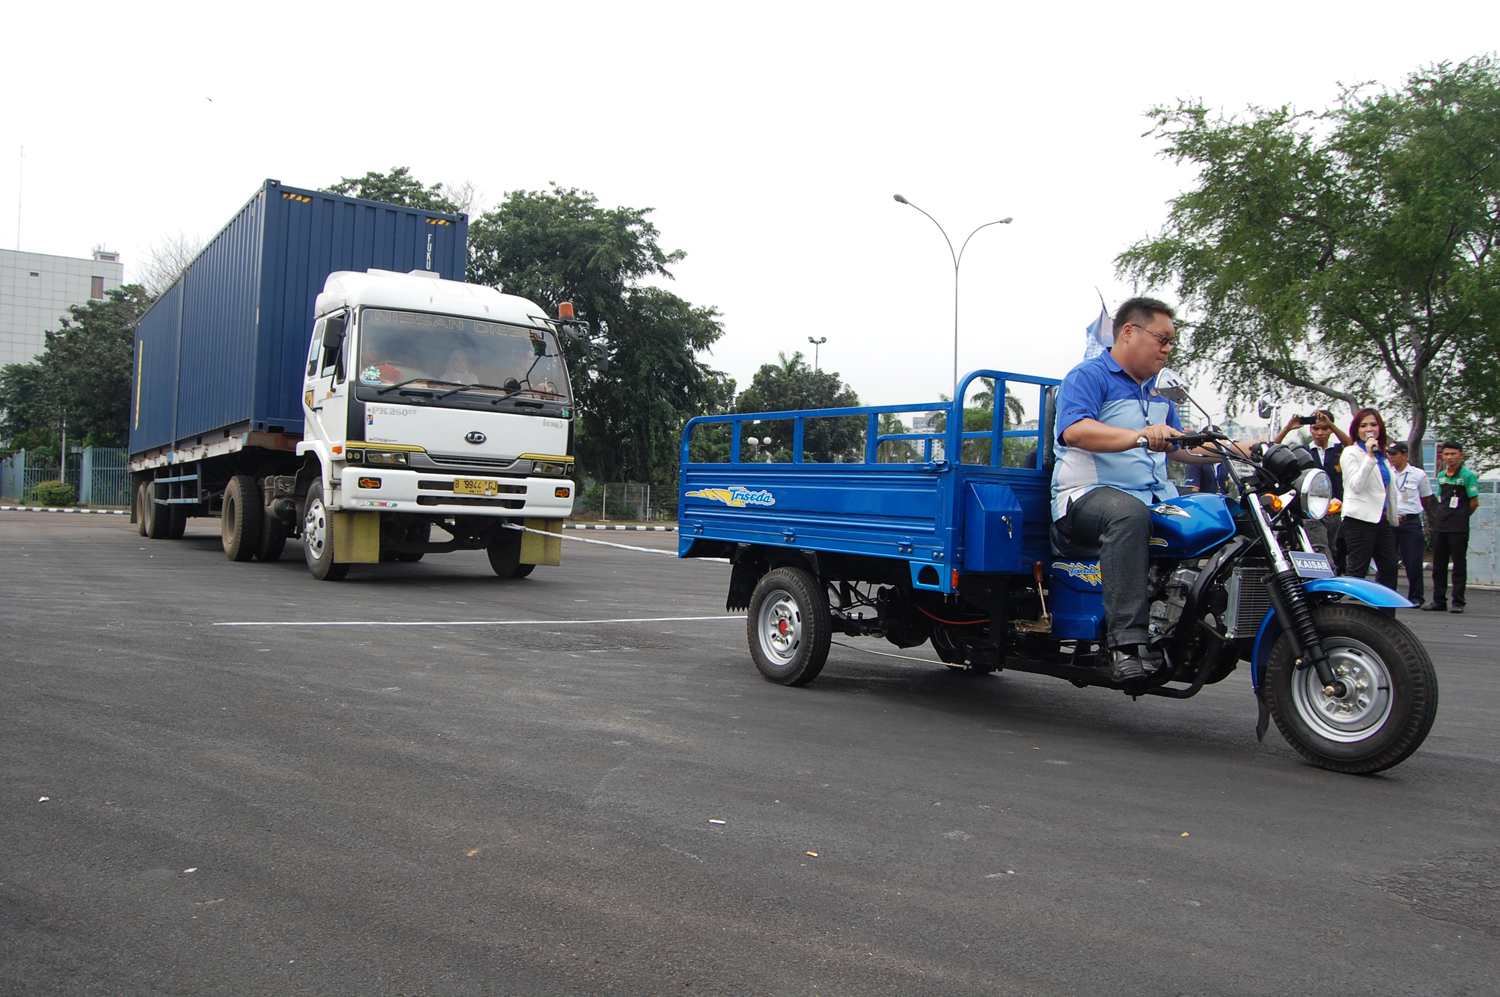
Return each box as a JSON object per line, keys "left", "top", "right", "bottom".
{"left": 0, "top": 285, "right": 152, "bottom": 454}
{"left": 735, "top": 352, "right": 862, "bottom": 462}
{"left": 467, "top": 184, "right": 731, "bottom": 482}
{"left": 1117, "top": 56, "right": 1500, "bottom": 467}
{"left": 324, "top": 167, "right": 464, "bottom": 214}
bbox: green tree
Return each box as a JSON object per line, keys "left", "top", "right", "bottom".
{"left": 467, "top": 184, "right": 731, "bottom": 482}
{"left": 735, "top": 351, "right": 862, "bottom": 462}
{"left": 323, "top": 167, "right": 463, "bottom": 213}
{"left": 1117, "top": 56, "right": 1500, "bottom": 463}
{"left": 0, "top": 285, "right": 151, "bottom": 453}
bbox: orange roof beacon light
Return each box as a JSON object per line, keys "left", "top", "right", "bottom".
{"left": 557, "top": 301, "right": 575, "bottom": 320}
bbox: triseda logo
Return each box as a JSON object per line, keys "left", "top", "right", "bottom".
{"left": 684, "top": 485, "right": 776, "bottom": 509}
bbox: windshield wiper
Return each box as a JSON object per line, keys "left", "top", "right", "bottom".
{"left": 432, "top": 382, "right": 514, "bottom": 401}
{"left": 375, "top": 378, "right": 466, "bottom": 396}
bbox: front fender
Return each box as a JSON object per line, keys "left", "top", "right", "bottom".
{"left": 1250, "top": 577, "right": 1415, "bottom": 690}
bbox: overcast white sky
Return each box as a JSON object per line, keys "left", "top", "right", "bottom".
{"left": 4, "top": 1, "right": 1495, "bottom": 423}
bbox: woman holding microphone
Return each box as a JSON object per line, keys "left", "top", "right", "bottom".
{"left": 1330, "top": 407, "right": 1400, "bottom": 589}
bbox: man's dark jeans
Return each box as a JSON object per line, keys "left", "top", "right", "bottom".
{"left": 1392, "top": 517, "right": 1426, "bottom": 604}
{"left": 1054, "top": 486, "right": 1151, "bottom": 649}
{"left": 1432, "top": 530, "right": 1469, "bottom": 608}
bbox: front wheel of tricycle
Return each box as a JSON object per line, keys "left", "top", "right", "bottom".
{"left": 747, "top": 567, "right": 831, "bottom": 686}
{"left": 1264, "top": 604, "right": 1437, "bottom": 774}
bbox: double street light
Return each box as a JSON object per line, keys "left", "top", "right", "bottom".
{"left": 807, "top": 336, "right": 827, "bottom": 371}
{"left": 893, "top": 194, "right": 1012, "bottom": 399}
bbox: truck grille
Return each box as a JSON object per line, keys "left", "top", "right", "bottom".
{"left": 425, "top": 453, "right": 526, "bottom": 473}
{"left": 416, "top": 496, "right": 526, "bottom": 508}
{"left": 1224, "top": 563, "right": 1272, "bottom": 638}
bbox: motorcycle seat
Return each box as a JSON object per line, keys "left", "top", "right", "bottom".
{"left": 1049, "top": 521, "right": 1101, "bottom": 561}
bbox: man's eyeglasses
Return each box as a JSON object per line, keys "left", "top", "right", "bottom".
{"left": 1127, "top": 323, "right": 1177, "bottom": 350}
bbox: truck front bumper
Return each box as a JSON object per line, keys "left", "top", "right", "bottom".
{"left": 337, "top": 467, "right": 574, "bottom": 517}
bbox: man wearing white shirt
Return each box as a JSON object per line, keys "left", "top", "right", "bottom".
{"left": 1387, "top": 442, "right": 1434, "bottom": 606}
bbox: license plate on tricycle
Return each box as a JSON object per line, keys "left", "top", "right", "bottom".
{"left": 1289, "top": 551, "right": 1334, "bottom": 578}
{"left": 453, "top": 478, "right": 500, "bottom": 496}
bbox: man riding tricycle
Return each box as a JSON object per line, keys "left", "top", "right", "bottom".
{"left": 678, "top": 298, "right": 1436, "bottom": 774}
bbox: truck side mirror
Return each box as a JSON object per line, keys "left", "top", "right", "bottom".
{"left": 321, "top": 316, "right": 347, "bottom": 380}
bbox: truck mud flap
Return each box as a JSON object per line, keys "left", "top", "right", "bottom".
{"left": 332, "top": 511, "right": 381, "bottom": 563}
{"left": 520, "top": 518, "right": 563, "bottom": 566}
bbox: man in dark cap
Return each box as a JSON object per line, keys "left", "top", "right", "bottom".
{"left": 1425, "top": 440, "right": 1481, "bottom": 614}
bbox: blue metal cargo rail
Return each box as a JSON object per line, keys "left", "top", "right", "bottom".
{"left": 679, "top": 370, "right": 1060, "bottom": 593}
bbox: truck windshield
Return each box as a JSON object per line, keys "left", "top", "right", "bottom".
{"left": 356, "top": 308, "right": 571, "bottom": 403}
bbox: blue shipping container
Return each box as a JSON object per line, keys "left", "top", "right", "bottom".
{"left": 130, "top": 180, "right": 468, "bottom": 457}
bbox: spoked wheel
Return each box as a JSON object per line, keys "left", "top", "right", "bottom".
{"left": 1264, "top": 604, "right": 1437, "bottom": 774}
{"left": 302, "top": 479, "right": 349, "bottom": 581}
{"left": 746, "top": 567, "right": 831, "bottom": 686}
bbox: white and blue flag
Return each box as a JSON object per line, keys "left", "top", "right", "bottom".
{"left": 1083, "top": 297, "right": 1113, "bottom": 360}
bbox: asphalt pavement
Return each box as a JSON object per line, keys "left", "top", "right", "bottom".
{"left": 2, "top": 511, "right": 1498, "bottom": 995}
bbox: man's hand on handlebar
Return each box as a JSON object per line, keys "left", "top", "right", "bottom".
{"left": 1139, "top": 423, "right": 1184, "bottom": 452}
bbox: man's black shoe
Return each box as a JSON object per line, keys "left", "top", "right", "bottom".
{"left": 1099, "top": 649, "right": 1146, "bottom": 684}
{"left": 1451, "top": 606, "right": 1465, "bottom": 614}
{"left": 1422, "top": 602, "right": 1447, "bottom": 611}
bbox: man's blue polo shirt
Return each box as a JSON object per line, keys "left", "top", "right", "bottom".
{"left": 1051, "top": 350, "right": 1182, "bottom": 519}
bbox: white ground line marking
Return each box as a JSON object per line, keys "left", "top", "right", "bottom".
{"left": 215, "top": 614, "right": 744, "bottom": 628}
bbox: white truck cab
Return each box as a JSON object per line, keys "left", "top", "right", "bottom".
{"left": 289, "top": 268, "right": 577, "bottom": 579}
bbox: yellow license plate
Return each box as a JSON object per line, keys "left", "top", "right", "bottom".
{"left": 453, "top": 478, "right": 500, "bottom": 496}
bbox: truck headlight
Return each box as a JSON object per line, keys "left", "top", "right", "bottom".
{"left": 346, "top": 449, "right": 364, "bottom": 463}
{"left": 533, "top": 460, "right": 570, "bottom": 477}
{"left": 1295, "top": 468, "right": 1331, "bottom": 520}
{"left": 366, "top": 450, "right": 409, "bottom": 466}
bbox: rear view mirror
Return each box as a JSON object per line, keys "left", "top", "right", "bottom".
{"left": 1257, "top": 393, "right": 1276, "bottom": 420}
{"left": 1155, "top": 367, "right": 1190, "bottom": 405}
{"left": 593, "top": 353, "right": 611, "bottom": 375}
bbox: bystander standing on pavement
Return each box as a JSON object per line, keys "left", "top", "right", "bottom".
{"left": 1425, "top": 440, "right": 1481, "bottom": 614}
{"left": 1386, "top": 442, "right": 1433, "bottom": 606}
{"left": 1278, "top": 411, "right": 1346, "bottom": 570}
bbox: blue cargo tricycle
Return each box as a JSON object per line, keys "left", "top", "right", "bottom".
{"left": 679, "top": 370, "right": 1436, "bottom": 774}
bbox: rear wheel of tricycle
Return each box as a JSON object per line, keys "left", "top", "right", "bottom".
{"left": 747, "top": 567, "right": 831, "bottom": 686}
{"left": 1264, "top": 604, "right": 1437, "bottom": 774}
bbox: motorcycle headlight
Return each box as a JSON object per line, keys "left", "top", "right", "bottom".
{"left": 1296, "top": 468, "right": 1332, "bottom": 520}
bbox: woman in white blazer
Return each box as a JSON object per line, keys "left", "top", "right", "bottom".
{"left": 1332, "top": 407, "right": 1399, "bottom": 589}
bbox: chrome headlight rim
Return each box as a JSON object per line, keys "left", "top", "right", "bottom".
{"left": 1296, "top": 468, "right": 1332, "bottom": 520}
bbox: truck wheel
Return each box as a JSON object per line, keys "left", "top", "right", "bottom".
{"left": 487, "top": 527, "right": 526, "bottom": 577}
{"left": 1265, "top": 604, "right": 1438, "bottom": 774}
{"left": 140, "top": 482, "right": 169, "bottom": 539}
{"left": 302, "top": 479, "right": 349, "bottom": 581}
{"left": 512, "top": 563, "right": 535, "bottom": 578}
{"left": 166, "top": 506, "right": 187, "bottom": 539}
{"left": 747, "top": 567, "right": 831, "bottom": 686}
{"left": 221, "top": 475, "right": 263, "bottom": 562}
{"left": 257, "top": 515, "right": 288, "bottom": 562}
{"left": 135, "top": 482, "right": 152, "bottom": 537}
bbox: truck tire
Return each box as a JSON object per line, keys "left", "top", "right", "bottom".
{"left": 221, "top": 475, "right": 263, "bottom": 562}
{"left": 747, "top": 566, "right": 831, "bottom": 686}
{"left": 166, "top": 506, "right": 187, "bottom": 539}
{"left": 140, "top": 482, "right": 169, "bottom": 540}
{"left": 135, "top": 482, "right": 151, "bottom": 537}
{"left": 302, "top": 479, "right": 349, "bottom": 581}
{"left": 487, "top": 527, "right": 525, "bottom": 577}
{"left": 257, "top": 514, "right": 288, "bottom": 562}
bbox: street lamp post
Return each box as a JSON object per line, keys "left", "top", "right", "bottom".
{"left": 893, "top": 195, "right": 1011, "bottom": 399}
{"left": 807, "top": 336, "right": 826, "bottom": 371}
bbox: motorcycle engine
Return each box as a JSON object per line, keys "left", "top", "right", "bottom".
{"left": 1149, "top": 561, "right": 1203, "bottom": 635}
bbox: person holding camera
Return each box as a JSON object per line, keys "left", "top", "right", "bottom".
{"left": 1275, "top": 410, "right": 1344, "bottom": 568}
{"left": 1335, "top": 408, "right": 1400, "bottom": 590}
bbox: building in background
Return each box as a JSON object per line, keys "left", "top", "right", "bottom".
{"left": 0, "top": 248, "right": 124, "bottom": 367}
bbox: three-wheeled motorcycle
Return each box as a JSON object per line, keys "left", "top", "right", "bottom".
{"left": 678, "top": 369, "right": 1437, "bottom": 774}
